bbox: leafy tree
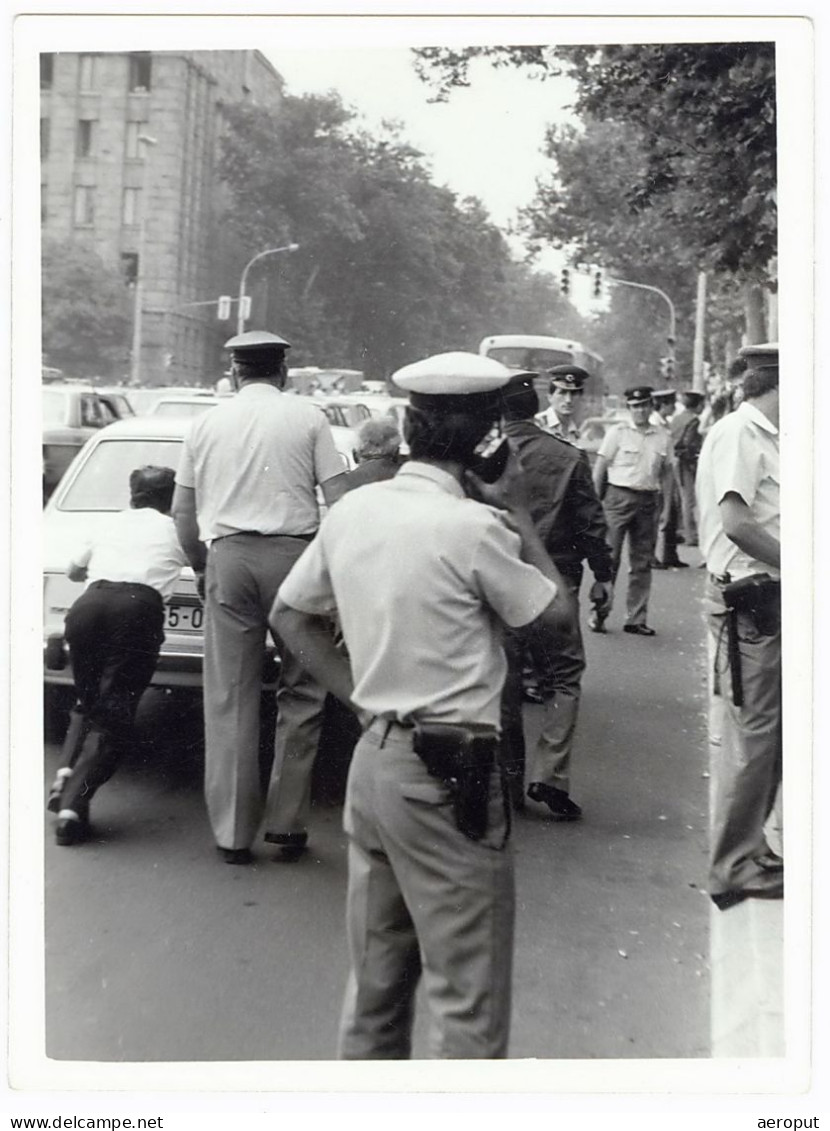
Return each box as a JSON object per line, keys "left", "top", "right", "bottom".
{"left": 41, "top": 238, "right": 132, "bottom": 378}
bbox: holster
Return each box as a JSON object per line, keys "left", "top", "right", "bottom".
{"left": 722, "top": 573, "right": 781, "bottom": 636}
{"left": 412, "top": 724, "right": 498, "bottom": 841}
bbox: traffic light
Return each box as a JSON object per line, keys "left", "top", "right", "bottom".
{"left": 217, "top": 295, "right": 232, "bottom": 320}
{"left": 560, "top": 268, "right": 570, "bottom": 297}
{"left": 239, "top": 295, "right": 252, "bottom": 321}
{"left": 593, "top": 270, "right": 602, "bottom": 299}
{"left": 666, "top": 356, "right": 675, "bottom": 382}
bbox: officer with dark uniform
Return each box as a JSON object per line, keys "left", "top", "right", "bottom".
{"left": 535, "top": 364, "right": 586, "bottom": 443}
{"left": 500, "top": 372, "right": 613, "bottom": 820}
{"left": 47, "top": 467, "right": 186, "bottom": 845}
{"left": 270, "top": 352, "right": 576, "bottom": 1059}
{"left": 592, "top": 386, "right": 672, "bottom": 635}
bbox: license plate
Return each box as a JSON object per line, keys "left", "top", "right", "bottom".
{"left": 164, "top": 601, "right": 204, "bottom": 633}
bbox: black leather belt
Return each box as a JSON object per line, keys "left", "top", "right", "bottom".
{"left": 215, "top": 531, "right": 316, "bottom": 543}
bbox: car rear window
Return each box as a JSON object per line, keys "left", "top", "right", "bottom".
{"left": 58, "top": 438, "right": 184, "bottom": 511}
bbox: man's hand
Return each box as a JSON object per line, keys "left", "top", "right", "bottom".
{"left": 589, "top": 580, "right": 613, "bottom": 612}
{"left": 195, "top": 571, "right": 206, "bottom": 604}
{"left": 464, "top": 447, "right": 530, "bottom": 514}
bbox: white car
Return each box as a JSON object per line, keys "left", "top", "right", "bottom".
{"left": 43, "top": 415, "right": 355, "bottom": 705}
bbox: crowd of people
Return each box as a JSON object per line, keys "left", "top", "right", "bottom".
{"left": 46, "top": 332, "right": 782, "bottom": 1058}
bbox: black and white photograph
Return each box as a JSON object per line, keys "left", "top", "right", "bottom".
{"left": 6, "top": 5, "right": 821, "bottom": 1121}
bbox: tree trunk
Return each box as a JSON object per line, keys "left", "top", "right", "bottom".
{"left": 743, "top": 283, "right": 767, "bottom": 344}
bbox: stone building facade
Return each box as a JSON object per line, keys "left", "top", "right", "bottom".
{"left": 40, "top": 50, "right": 284, "bottom": 384}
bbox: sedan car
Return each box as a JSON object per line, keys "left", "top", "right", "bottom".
{"left": 43, "top": 414, "right": 356, "bottom": 708}
{"left": 42, "top": 384, "right": 119, "bottom": 503}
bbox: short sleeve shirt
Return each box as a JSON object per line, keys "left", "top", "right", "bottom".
{"left": 71, "top": 508, "right": 187, "bottom": 602}
{"left": 535, "top": 406, "right": 581, "bottom": 444}
{"left": 277, "top": 462, "right": 557, "bottom": 728}
{"left": 598, "top": 420, "right": 670, "bottom": 491}
{"left": 176, "top": 384, "right": 345, "bottom": 543}
{"left": 696, "top": 401, "right": 779, "bottom": 579}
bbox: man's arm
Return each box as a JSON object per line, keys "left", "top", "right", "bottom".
{"left": 592, "top": 454, "right": 609, "bottom": 500}
{"left": 321, "top": 472, "right": 349, "bottom": 508}
{"left": 719, "top": 492, "right": 780, "bottom": 570}
{"left": 270, "top": 598, "right": 359, "bottom": 712}
{"left": 172, "top": 485, "right": 207, "bottom": 574}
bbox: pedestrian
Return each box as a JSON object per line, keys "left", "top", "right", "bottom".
{"left": 172, "top": 329, "right": 349, "bottom": 865}
{"left": 46, "top": 467, "right": 187, "bottom": 846}
{"left": 499, "top": 373, "right": 613, "bottom": 820}
{"left": 592, "top": 386, "right": 673, "bottom": 636}
{"left": 535, "top": 364, "right": 586, "bottom": 443}
{"left": 343, "top": 416, "right": 403, "bottom": 491}
{"left": 670, "top": 390, "right": 705, "bottom": 547}
{"left": 696, "top": 343, "right": 782, "bottom": 910}
{"left": 650, "top": 388, "right": 688, "bottom": 569}
{"left": 270, "top": 351, "right": 576, "bottom": 1058}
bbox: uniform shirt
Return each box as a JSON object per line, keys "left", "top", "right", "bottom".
{"left": 535, "top": 406, "right": 581, "bottom": 444}
{"left": 597, "top": 419, "right": 671, "bottom": 491}
{"left": 175, "top": 383, "right": 344, "bottom": 543}
{"left": 696, "top": 400, "right": 779, "bottom": 580}
{"left": 503, "top": 420, "right": 612, "bottom": 581}
{"left": 277, "top": 462, "right": 557, "bottom": 728}
{"left": 70, "top": 507, "right": 187, "bottom": 602}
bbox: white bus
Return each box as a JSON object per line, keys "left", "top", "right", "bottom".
{"left": 478, "top": 334, "right": 605, "bottom": 416}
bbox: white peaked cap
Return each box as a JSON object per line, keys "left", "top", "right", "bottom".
{"left": 392, "top": 351, "right": 513, "bottom": 395}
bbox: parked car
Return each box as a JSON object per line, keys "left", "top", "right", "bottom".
{"left": 43, "top": 414, "right": 356, "bottom": 716}
{"left": 129, "top": 386, "right": 215, "bottom": 415}
{"left": 96, "top": 387, "right": 136, "bottom": 420}
{"left": 42, "top": 385, "right": 118, "bottom": 503}
{"left": 149, "top": 396, "right": 220, "bottom": 420}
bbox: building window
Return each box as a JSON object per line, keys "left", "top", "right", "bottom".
{"left": 128, "top": 53, "right": 152, "bottom": 93}
{"left": 73, "top": 185, "right": 95, "bottom": 226}
{"left": 121, "top": 252, "right": 139, "bottom": 286}
{"left": 40, "top": 54, "right": 54, "bottom": 89}
{"left": 79, "top": 54, "right": 98, "bottom": 92}
{"left": 125, "top": 121, "right": 144, "bottom": 159}
{"left": 40, "top": 118, "right": 50, "bottom": 160}
{"left": 122, "top": 187, "right": 141, "bottom": 226}
{"left": 77, "top": 119, "right": 96, "bottom": 159}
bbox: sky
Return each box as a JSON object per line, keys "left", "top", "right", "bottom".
{"left": 266, "top": 46, "right": 581, "bottom": 283}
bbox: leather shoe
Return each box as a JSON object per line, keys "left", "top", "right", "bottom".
{"left": 668, "top": 560, "right": 689, "bottom": 569}
{"left": 710, "top": 871, "right": 784, "bottom": 910}
{"left": 217, "top": 846, "right": 254, "bottom": 865}
{"left": 651, "top": 560, "right": 668, "bottom": 570}
{"left": 264, "top": 831, "right": 308, "bottom": 862}
{"left": 587, "top": 612, "right": 607, "bottom": 634}
{"left": 55, "top": 813, "right": 89, "bottom": 846}
{"left": 623, "top": 624, "right": 656, "bottom": 636}
{"left": 527, "top": 783, "right": 582, "bottom": 822}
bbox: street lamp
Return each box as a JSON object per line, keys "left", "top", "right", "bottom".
{"left": 236, "top": 243, "right": 300, "bottom": 334}
{"left": 129, "top": 133, "right": 158, "bottom": 385}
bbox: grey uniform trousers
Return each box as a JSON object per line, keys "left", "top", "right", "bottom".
{"left": 603, "top": 484, "right": 659, "bottom": 627}
{"left": 338, "top": 722, "right": 514, "bottom": 1059}
{"left": 203, "top": 534, "right": 327, "bottom": 850}
{"left": 705, "top": 579, "right": 782, "bottom": 896}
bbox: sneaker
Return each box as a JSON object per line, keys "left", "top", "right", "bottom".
{"left": 527, "top": 783, "right": 583, "bottom": 821}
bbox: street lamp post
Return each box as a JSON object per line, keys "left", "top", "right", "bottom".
{"left": 129, "top": 133, "right": 158, "bottom": 385}
{"left": 607, "top": 276, "right": 678, "bottom": 379}
{"left": 236, "top": 243, "right": 300, "bottom": 335}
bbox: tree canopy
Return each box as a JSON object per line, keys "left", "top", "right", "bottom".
{"left": 218, "top": 93, "right": 586, "bottom": 378}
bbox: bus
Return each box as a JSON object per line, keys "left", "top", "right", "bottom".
{"left": 478, "top": 334, "right": 605, "bottom": 417}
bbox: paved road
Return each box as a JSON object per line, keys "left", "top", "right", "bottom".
{"left": 43, "top": 555, "right": 711, "bottom": 1062}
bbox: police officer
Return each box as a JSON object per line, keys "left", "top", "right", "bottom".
{"left": 172, "top": 330, "right": 349, "bottom": 864}
{"left": 592, "top": 386, "right": 672, "bottom": 635}
{"left": 270, "top": 352, "right": 576, "bottom": 1059}
{"left": 535, "top": 364, "right": 587, "bottom": 443}
{"left": 47, "top": 467, "right": 187, "bottom": 845}
{"left": 500, "top": 373, "right": 613, "bottom": 820}
{"left": 670, "top": 389, "right": 706, "bottom": 547}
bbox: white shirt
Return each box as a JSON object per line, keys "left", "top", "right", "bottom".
{"left": 176, "top": 383, "right": 345, "bottom": 543}
{"left": 696, "top": 400, "right": 779, "bottom": 580}
{"left": 535, "top": 406, "right": 580, "bottom": 444}
{"left": 277, "top": 462, "right": 557, "bottom": 728}
{"left": 597, "top": 419, "right": 671, "bottom": 491}
{"left": 70, "top": 508, "right": 187, "bottom": 602}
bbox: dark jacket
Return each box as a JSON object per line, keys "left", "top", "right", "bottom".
{"left": 504, "top": 419, "right": 613, "bottom": 582}
{"left": 669, "top": 409, "right": 702, "bottom": 468}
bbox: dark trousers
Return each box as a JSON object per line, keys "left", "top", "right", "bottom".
{"left": 57, "top": 581, "right": 164, "bottom": 816}
{"left": 603, "top": 485, "right": 659, "bottom": 627}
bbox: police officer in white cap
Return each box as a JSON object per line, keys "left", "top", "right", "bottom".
{"left": 270, "top": 351, "right": 576, "bottom": 1059}
{"left": 173, "top": 330, "right": 349, "bottom": 865}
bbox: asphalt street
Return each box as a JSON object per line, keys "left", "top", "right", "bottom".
{"left": 43, "top": 553, "right": 711, "bottom": 1063}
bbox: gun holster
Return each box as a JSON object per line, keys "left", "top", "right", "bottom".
{"left": 722, "top": 573, "right": 781, "bottom": 636}
{"left": 412, "top": 724, "right": 499, "bottom": 841}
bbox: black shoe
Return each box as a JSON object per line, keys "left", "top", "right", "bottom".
{"left": 217, "top": 846, "right": 254, "bottom": 865}
{"left": 668, "top": 560, "right": 690, "bottom": 569}
{"left": 710, "top": 871, "right": 784, "bottom": 910}
{"left": 264, "top": 831, "right": 308, "bottom": 862}
{"left": 623, "top": 624, "right": 656, "bottom": 636}
{"left": 651, "top": 560, "right": 668, "bottom": 570}
{"left": 587, "top": 612, "right": 607, "bottom": 634}
{"left": 527, "top": 783, "right": 583, "bottom": 822}
{"left": 55, "top": 813, "right": 89, "bottom": 846}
